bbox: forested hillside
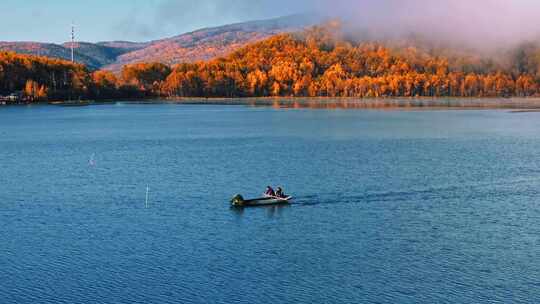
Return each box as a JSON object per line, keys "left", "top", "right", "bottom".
{"left": 2, "top": 23, "right": 540, "bottom": 101}
{"left": 160, "top": 25, "right": 540, "bottom": 98}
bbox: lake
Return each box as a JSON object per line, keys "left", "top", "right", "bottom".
{"left": 1, "top": 102, "right": 539, "bottom": 303}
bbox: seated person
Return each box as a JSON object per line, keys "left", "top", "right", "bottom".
{"left": 265, "top": 186, "right": 276, "bottom": 197}
{"left": 275, "top": 187, "right": 286, "bottom": 198}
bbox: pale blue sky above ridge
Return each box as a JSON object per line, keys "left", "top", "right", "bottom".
{"left": 0, "top": 0, "right": 309, "bottom": 43}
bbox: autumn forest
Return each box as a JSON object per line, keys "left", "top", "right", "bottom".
{"left": 3, "top": 24, "right": 540, "bottom": 102}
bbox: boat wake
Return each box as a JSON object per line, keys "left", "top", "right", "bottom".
{"left": 290, "top": 178, "right": 540, "bottom": 207}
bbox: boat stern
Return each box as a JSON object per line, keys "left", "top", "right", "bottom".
{"left": 230, "top": 194, "right": 245, "bottom": 207}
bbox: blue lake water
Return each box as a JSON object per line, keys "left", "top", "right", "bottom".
{"left": 1, "top": 103, "right": 540, "bottom": 303}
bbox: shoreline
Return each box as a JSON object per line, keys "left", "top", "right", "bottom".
{"left": 4, "top": 97, "right": 540, "bottom": 110}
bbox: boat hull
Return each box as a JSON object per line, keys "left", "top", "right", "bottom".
{"left": 231, "top": 196, "right": 292, "bottom": 207}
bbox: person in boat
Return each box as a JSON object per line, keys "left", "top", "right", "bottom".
{"left": 275, "top": 187, "right": 286, "bottom": 198}
{"left": 265, "top": 186, "right": 276, "bottom": 197}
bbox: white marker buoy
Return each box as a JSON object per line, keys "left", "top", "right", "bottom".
{"left": 89, "top": 153, "right": 96, "bottom": 166}
{"left": 145, "top": 185, "right": 149, "bottom": 208}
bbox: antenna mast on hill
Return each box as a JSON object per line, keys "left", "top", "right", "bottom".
{"left": 70, "top": 22, "right": 75, "bottom": 63}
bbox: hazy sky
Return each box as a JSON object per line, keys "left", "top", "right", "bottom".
{"left": 1, "top": 0, "right": 540, "bottom": 46}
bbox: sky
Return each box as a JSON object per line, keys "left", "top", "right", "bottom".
{"left": 1, "top": 0, "right": 540, "bottom": 46}
{"left": 0, "top": 0, "right": 311, "bottom": 43}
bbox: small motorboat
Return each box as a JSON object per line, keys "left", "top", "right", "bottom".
{"left": 231, "top": 194, "right": 292, "bottom": 207}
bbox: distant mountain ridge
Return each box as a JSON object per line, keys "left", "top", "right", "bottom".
{"left": 0, "top": 41, "right": 107, "bottom": 68}
{"left": 0, "top": 15, "right": 320, "bottom": 71}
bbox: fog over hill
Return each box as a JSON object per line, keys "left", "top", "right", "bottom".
{"left": 310, "top": 0, "right": 540, "bottom": 49}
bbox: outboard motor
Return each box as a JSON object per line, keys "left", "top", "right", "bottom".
{"left": 231, "top": 194, "right": 245, "bottom": 206}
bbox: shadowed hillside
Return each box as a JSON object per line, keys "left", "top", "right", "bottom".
{"left": 0, "top": 42, "right": 104, "bottom": 69}
{"left": 60, "top": 42, "right": 139, "bottom": 67}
